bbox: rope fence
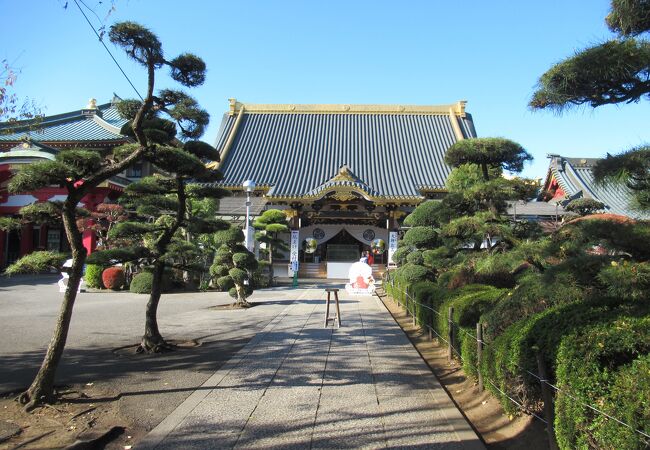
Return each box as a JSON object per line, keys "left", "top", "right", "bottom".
{"left": 379, "top": 271, "right": 650, "bottom": 447}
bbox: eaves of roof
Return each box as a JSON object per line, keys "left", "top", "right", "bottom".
{"left": 0, "top": 101, "right": 128, "bottom": 144}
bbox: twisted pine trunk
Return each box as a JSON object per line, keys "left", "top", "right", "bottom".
{"left": 139, "top": 260, "right": 172, "bottom": 352}
{"left": 138, "top": 178, "right": 185, "bottom": 353}
{"left": 19, "top": 199, "right": 86, "bottom": 410}
{"left": 268, "top": 236, "right": 275, "bottom": 286}
{"left": 234, "top": 283, "right": 250, "bottom": 308}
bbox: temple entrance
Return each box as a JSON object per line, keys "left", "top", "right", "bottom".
{"left": 298, "top": 227, "right": 386, "bottom": 279}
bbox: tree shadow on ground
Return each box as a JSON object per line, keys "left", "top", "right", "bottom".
{"left": 0, "top": 274, "right": 59, "bottom": 290}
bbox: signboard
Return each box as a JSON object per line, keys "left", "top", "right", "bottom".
{"left": 289, "top": 230, "right": 300, "bottom": 276}
{"left": 290, "top": 230, "right": 299, "bottom": 262}
{"left": 387, "top": 231, "right": 398, "bottom": 264}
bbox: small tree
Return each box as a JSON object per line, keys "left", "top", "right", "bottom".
{"left": 90, "top": 173, "right": 229, "bottom": 352}
{"left": 82, "top": 203, "right": 127, "bottom": 249}
{"left": 0, "top": 59, "right": 41, "bottom": 123}
{"left": 253, "top": 209, "right": 289, "bottom": 282}
{"left": 5, "top": 21, "right": 208, "bottom": 409}
{"left": 210, "top": 226, "right": 258, "bottom": 307}
{"left": 445, "top": 138, "right": 532, "bottom": 182}
{"left": 565, "top": 198, "right": 606, "bottom": 216}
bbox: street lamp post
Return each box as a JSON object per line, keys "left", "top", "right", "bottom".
{"left": 243, "top": 179, "right": 256, "bottom": 251}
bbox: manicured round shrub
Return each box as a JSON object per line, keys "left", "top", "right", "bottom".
{"left": 391, "top": 246, "right": 412, "bottom": 265}
{"left": 102, "top": 267, "right": 125, "bottom": 290}
{"left": 403, "top": 200, "right": 441, "bottom": 227}
{"left": 555, "top": 316, "right": 650, "bottom": 450}
{"left": 481, "top": 295, "right": 650, "bottom": 418}
{"left": 232, "top": 251, "right": 256, "bottom": 268}
{"left": 482, "top": 272, "right": 584, "bottom": 339}
{"left": 402, "top": 226, "right": 439, "bottom": 249}
{"left": 217, "top": 275, "right": 234, "bottom": 291}
{"left": 228, "top": 268, "right": 247, "bottom": 284}
{"left": 406, "top": 251, "right": 424, "bottom": 266}
{"left": 130, "top": 271, "right": 154, "bottom": 294}
{"left": 85, "top": 264, "right": 105, "bottom": 289}
{"left": 395, "top": 263, "right": 429, "bottom": 284}
{"left": 209, "top": 264, "right": 229, "bottom": 278}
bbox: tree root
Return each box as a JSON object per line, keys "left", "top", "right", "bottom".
{"left": 136, "top": 335, "right": 176, "bottom": 354}
{"left": 232, "top": 300, "right": 252, "bottom": 308}
{"left": 17, "top": 390, "right": 54, "bottom": 412}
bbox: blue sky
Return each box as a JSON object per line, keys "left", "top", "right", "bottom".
{"left": 3, "top": 0, "right": 649, "bottom": 179}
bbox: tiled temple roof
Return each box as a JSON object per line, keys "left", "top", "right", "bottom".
{"left": 0, "top": 97, "right": 128, "bottom": 147}
{"left": 212, "top": 100, "right": 476, "bottom": 200}
{"left": 544, "top": 155, "right": 649, "bottom": 220}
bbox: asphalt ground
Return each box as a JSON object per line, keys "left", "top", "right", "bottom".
{"left": 0, "top": 275, "right": 309, "bottom": 430}
{"left": 0, "top": 277, "right": 483, "bottom": 449}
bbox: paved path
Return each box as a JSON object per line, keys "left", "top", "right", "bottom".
{"left": 137, "top": 289, "right": 484, "bottom": 449}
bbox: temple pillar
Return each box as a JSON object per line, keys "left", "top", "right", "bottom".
{"left": 19, "top": 223, "right": 33, "bottom": 257}
{"left": 82, "top": 220, "right": 97, "bottom": 255}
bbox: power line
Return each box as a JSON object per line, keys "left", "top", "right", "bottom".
{"left": 72, "top": 0, "right": 143, "bottom": 101}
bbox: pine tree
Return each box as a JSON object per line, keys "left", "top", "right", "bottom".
{"left": 5, "top": 21, "right": 209, "bottom": 409}
{"left": 530, "top": 1, "right": 650, "bottom": 209}
{"left": 89, "top": 154, "right": 230, "bottom": 353}
{"left": 210, "top": 226, "right": 258, "bottom": 307}
{"left": 253, "top": 209, "right": 289, "bottom": 283}
{"left": 395, "top": 137, "right": 537, "bottom": 273}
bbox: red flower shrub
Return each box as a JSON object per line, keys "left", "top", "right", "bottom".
{"left": 102, "top": 267, "right": 125, "bottom": 290}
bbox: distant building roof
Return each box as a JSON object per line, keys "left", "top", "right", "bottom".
{"left": 0, "top": 139, "right": 58, "bottom": 162}
{"left": 506, "top": 200, "right": 566, "bottom": 219}
{"left": 215, "top": 196, "right": 268, "bottom": 217}
{"left": 212, "top": 99, "right": 476, "bottom": 201}
{"left": 541, "top": 154, "right": 650, "bottom": 220}
{"left": 0, "top": 96, "right": 129, "bottom": 149}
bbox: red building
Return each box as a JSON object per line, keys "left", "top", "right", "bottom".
{"left": 0, "top": 97, "right": 142, "bottom": 269}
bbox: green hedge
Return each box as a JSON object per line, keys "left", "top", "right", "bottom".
{"left": 434, "top": 284, "right": 507, "bottom": 378}
{"left": 129, "top": 269, "right": 174, "bottom": 294}
{"left": 130, "top": 272, "right": 154, "bottom": 294}
{"left": 555, "top": 316, "right": 650, "bottom": 450}
{"left": 481, "top": 296, "right": 650, "bottom": 416}
{"left": 85, "top": 264, "right": 105, "bottom": 289}
{"left": 482, "top": 271, "right": 585, "bottom": 340}
{"left": 410, "top": 281, "right": 445, "bottom": 327}
{"left": 393, "top": 263, "right": 429, "bottom": 284}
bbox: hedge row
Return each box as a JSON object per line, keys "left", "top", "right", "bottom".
{"left": 385, "top": 269, "right": 650, "bottom": 449}
{"left": 555, "top": 316, "right": 650, "bottom": 449}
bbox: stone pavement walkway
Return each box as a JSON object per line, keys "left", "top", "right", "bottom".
{"left": 137, "top": 289, "right": 485, "bottom": 449}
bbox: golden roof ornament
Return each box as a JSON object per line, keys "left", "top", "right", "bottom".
{"left": 331, "top": 165, "right": 355, "bottom": 182}
{"left": 86, "top": 98, "right": 98, "bottom": 109}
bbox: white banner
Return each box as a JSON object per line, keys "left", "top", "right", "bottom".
{"left": 388, "top": 231, "right": 398, "bottom": 264}
{"left": 246, "top": 225, "right": 255, "bottom": 252}
{"left": 290, "top": 230, "right": 299, "bottom": 262}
